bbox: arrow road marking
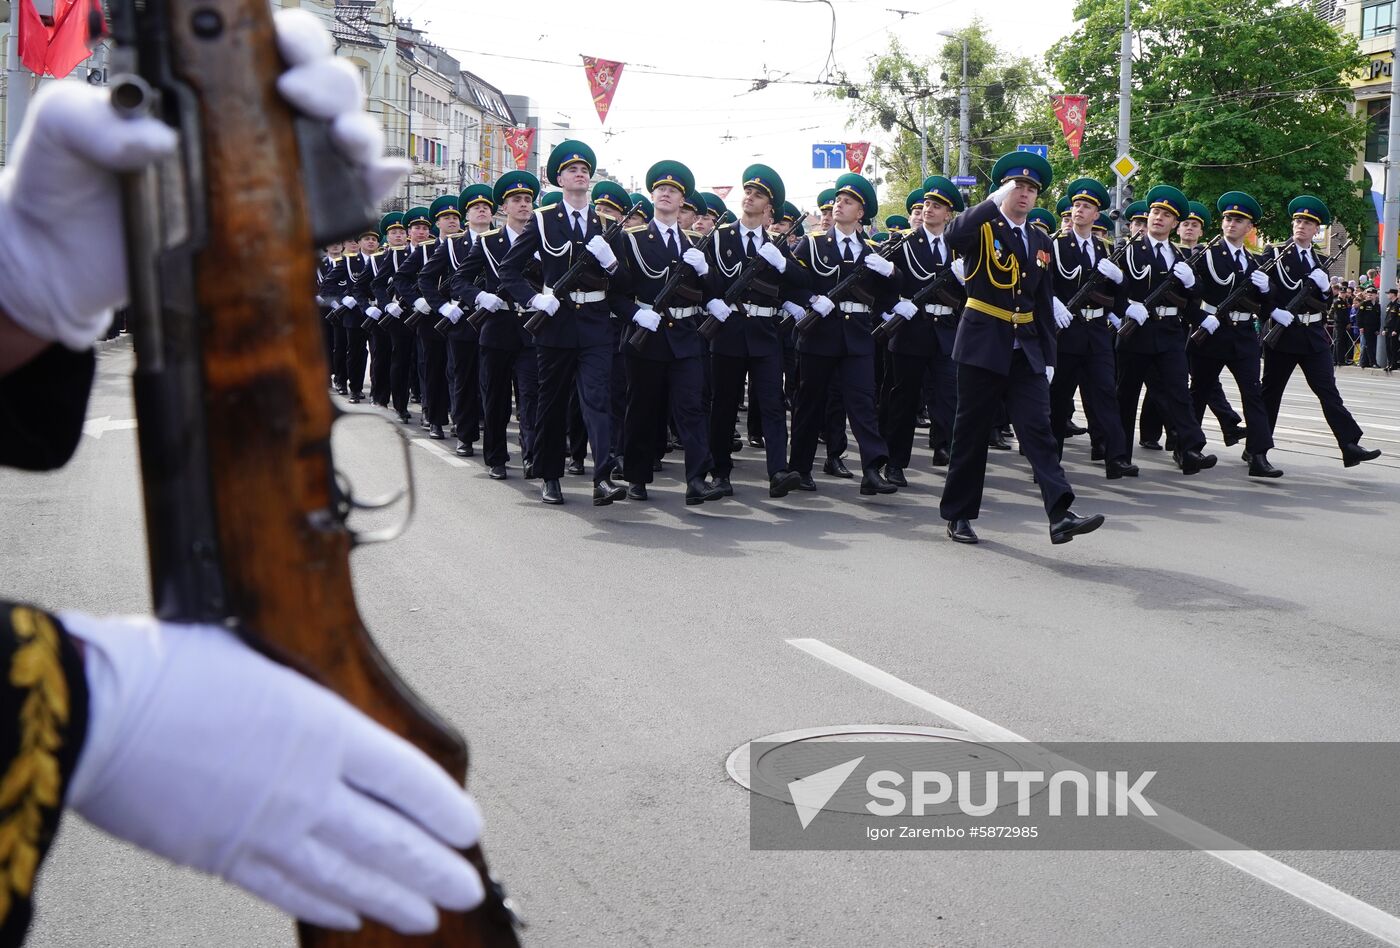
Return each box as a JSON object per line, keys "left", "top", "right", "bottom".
{"left": 82, "top": 416, "right": 139, "bottom": 439}
{"left": 787, "top": 756, "right": 865, "bottom": 830}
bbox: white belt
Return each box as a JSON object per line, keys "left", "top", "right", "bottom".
{"left": 1226, "top": 311, "right": 1254, "bottom": 323}
{"left": 636, "top": 300, "right": 699, "bottom": 319}
{"left": 1297, "top": 312, "right": 1324, "bottom": 325}
{"left": 837, "top": 301, "right": 871, "bottom": 314}
{"left": 545, "top": 285, "right": 606, "bottom": 304}
{"left": 1080, "top": 308, "right": 1105, "bottom": 319}
{"left": 922, "top": 304, "right": 955, "bottom": 316}
{"left": 745, "top": 304, "right": 777, "bottom": 318}
{"left": 1153, "top": 306, "right": 1179, "bottom": 317}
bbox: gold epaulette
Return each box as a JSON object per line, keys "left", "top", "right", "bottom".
{"left": 718, "top": 222, "right": 736, "bottom": 231}
{"left": 625, "top": 224, "right": 649, "bottom": 234}
{"left": 808, "top": 229, "right": 826, "bottom": 238}
{"left": 682, "top": 229, "right": 701, "bottom": 240}
{"left": 483, "top": 228, "right": 501, "bottom": 238}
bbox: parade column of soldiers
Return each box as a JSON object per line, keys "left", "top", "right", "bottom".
{"left": 318, "top": 143, "right": 1383, "bottom": 543}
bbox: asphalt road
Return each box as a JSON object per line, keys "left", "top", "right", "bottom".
{"left": 7, "top": 338, "right": 1400, "bottom": 947}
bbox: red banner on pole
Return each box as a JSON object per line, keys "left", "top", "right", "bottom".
{"left": 1051, "top": 95, "right": 1089, "bottom": 159}
{"left": 17, "top": 0, "right": 104, "bottom": 77}
{"left": 845, "top": 142, "right": 871, "bottom": 174}
{"left": 582, "top": 56, "right": 625, "bottom": 125}
{"left": 712, "top": 186, "right": 733, "bottom": 199}
{"left": 502, "top": 127, "right": 536, "bottom": 171}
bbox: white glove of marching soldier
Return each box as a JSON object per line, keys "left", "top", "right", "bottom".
{"left": 365, "top": 305, "right": 382, "bottom": 321}
{"left": 809, "top": 295, "right": 835, "bottom": 317}
{"left": 474, "top": 291, "right": 504, "bottom": 313}
{"left": 1108, "top": 312, "right": 1123, "bottom": 330}
{"left": 1126, "top": 302, "right": 1149, "bottom": 325}
{"left": 781, "top": 301, "right": 806, "bottom": 321}
{"left": 1250, "top": 269, "right": 1270, "bottom": 293}
{"left": 1309, "top": 268, "right": 1331, "bottom": 292}
{"left": 585, "top": 234, "right": 617, "bottom": 269}
{"left": 62, "top": 613, "right": 485, "bottom": 935}
{"left": 530, "top": 291, "right": 560, "bottom": 316}
{"left": 863, "top": 254, "right": 894, "bottom": 277}
{"left": 413, "top": 297, "right": 432, "bottom": 315}
{"left": 631, "top": 307, "right": 661, "bottom": 332}
{"left": 438, "top": 302, "right": 463, "bottom": 324}
{"left": 951, "top": 258, "right": 967, "bottom": 285}
{"left": 1052, "top": 297, "right": 1073, "bottom": 330}
{"left": 705, "top": 299, "right": 732, "bottom": 322}
{"left": 1171, "top": 261, "right": 1196, "bottom": 289}
{"left": 892, "top": 299, "right": 918, "bottom": 320}
{"left": 0, "top": 9, "right": 408, "bottom": 352}
{"left": 1096, "top": 257, "right": 1123, "bottom": 284}
{"left": 682, "top": 247, "right": 708, "bottom": 276}
{"left": 1270, "top": 307, "right": 1295, "bottom": 327}
{"left": 1200, "top": 313, "right": 1220, "bottom": 335}
{"left": 386, "top": 301, "right": 403, "bottom": 318}
{"left": 341, "top": 295, "right": 359, "bottom": 309}
{"left": 757, "top": 241, "right": 786, "bottom": 272}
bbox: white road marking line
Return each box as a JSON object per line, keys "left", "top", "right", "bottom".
{"left": 410, "top": 438, "right": 470, "bottom": 468}
{"left": 786, "top": 637, "right": 1400, "bottom": 947}
{"left": 81, "top": 416, "right": 139, "bottom": 439}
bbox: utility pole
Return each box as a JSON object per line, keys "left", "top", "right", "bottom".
{"left": 942, "top": 116, "right": 950, "bottom": 176}
{"left": 919, "top": 95, "right": 928, "bottom": 178}
{"left": 5, "top": 26, "right": 34, "bottom": 164}
{"left": 957, "top": 35, "right": 970, "bottom": 178}
{"left": 1379, "top": 19, "right": 1400, "bottom": 368}
{"left": 1115, "top": 0, "right": 1133, "bottom": 235}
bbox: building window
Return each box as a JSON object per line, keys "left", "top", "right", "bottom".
{"left": 1366, "top": 99, "right": 1390, "bottom": 163}
{"left": 1363, "top": 1, "right": 1395, "bottom": 38}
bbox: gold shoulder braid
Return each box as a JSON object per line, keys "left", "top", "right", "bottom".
{"left": 0, "top": 605, "right": 87, "bottom": 939}
{"left": 973, "top": 221, "right": 1020, "bottom": 290}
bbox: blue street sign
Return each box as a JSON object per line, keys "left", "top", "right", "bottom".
{"left": 951, "top": 175, "right": 978, "bottom": 188}
{"left": 1016, "top": 143, "right": 1049, "bottom": 159}
{"left": 811, "top": 144, "right": 846, "bottom": 170}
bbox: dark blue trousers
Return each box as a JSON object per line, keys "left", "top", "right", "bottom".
{"left": 446, "top": 335, "right": 481, "bottom": 444}
{"left": 480, "top": 345, "right": 538, "bottom": 468}
{"left": 1189, "top": 340, "right": 1273, "bottom": 455}
{"left": 711, "top": 351, "right": 787, "bottom": 477}
{"left": 624, "top": 353, "right": 712, "bottom": 484}
{"left": 789, "top": 352, "right": 888, "bottom": 475}
{"left": 1117, "top": 345, "right": 1205, "bottom": 460}
{"left": 1261, "top": 346, "right": 1362, "bottom": 447}
{"left": 415, "top": 325, "right": 449, "bottom": 425}
{"left": 1051, "top": 348, "right": 1127, "bottom": 463}
{"left": 536, "top": 344, "right": 615, "bottom": 483}
{"left": 883, "top": 350, "right": 956, "bottom": 468}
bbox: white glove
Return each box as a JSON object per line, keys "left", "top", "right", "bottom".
{"left": 1200, "top": 313, "right": 1220, "bottom": 335}
{"left": 1052, "top": 297, "right": 1073, "bottom": 330}
{"left": 781, "top": 301, "right": 806, "bottom": 321}
{"left": 863, "top": 254, "right": 894, "bottom": 277}
{"left": 810, "top": 295, "right": 835, "bottom": 317}
{"left": 892, "top": 299, "right": 918, "bottom": 320}
{"left": 474, "top": 291, "right": 504, "bottom": 312}
{"left": 757, "top": 242, "right": 787, "bottom": 272}
{"left": 1250, "top": 269, "right": 1270, "bottom": 292}
{"left": 1172, "top": 261, "right": 1196, "bottom": 289}
{"left": 1271, "top": 307, "right": 1295, "bottom": 327}
{"left": 879, "top": 312, "right": 895, "bottom": 323}
{"left": 585, "top": 234, "right": 617, "bottom": 269}
{"left": 682, "top": 247, "right": 709, "bottom": 276}
{"left": 62, "top": 613, "right": 484, "bottom": 934}
{"left": 529, "top": 292, "right": 560, "bottom": 316}
{"left": 705, "top": 298, "right": 731, "bottom": 322}
{"left": 1096, "top": 257, "right": 1123, "bottom": 284}
{"left": 1126, "top": 302, "right": 1149, "bottom": 325}
{"left": 365, "top": 305, "right": 382, "bottom": 321}
{"left": 951, "top": 258, "right": 967, "bottom": 284}
{"left": 989, "top": 179, "right": 1016, "bottom": 208}
{"left": 413, "top": 297, "right": 431, "bottom": 315}
{"left": 1309, "top": 269, "right": 1330, "bottom": 292}
{"left": 386, "top": 301, "right": 403, "bottom": 318}
{"left": 438, "top": 302, "right": 463, "bottom": 324}
{"left": 1045, "top": 365, "right": 1055, "bottom": 384}
{"left": 329, "top": 299, "right": 343, "bottom": 312}
{"left": 632, "top": 308, "right": 661, "bottom": 332}
{"left": 341, "top": 295, "right": 359, "bottom": 309}
{"left": 1108, "top": 312, "right": 1122, "bottom": 330}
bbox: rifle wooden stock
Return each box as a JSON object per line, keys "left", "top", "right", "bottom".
{"left": 434, "top": 275, "right": 485, "bottom": 336}
{"left": 626, "top": 224, "right": 721, "bottom": 349}
{"left": 872, "top": 261, "right": 959, "bottom": 342}
{"left": 1063, "top": 242, "right": 1130, "bottom": 314}
{"left": 697, "top": 254, "right": 774, "bottom": 341}
{"left": 1119, "top": 235, "right": 1220, "bottom": 342}
{"left": 1262, "top": 237, "right": 1354, "bottom": 349}
{"left": 522, "top": 200, "right": 643, "bottom": 336}
{"left": 114, "top": 2, "right": 520, "bottom": 945}
{"left": 785, "top": 233, "right": 908, "bottom": 336}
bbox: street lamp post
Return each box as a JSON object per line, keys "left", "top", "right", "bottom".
{"left": 938, "top": 29, "right": 970, "bottom": 179}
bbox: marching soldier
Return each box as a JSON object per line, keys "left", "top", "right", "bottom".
{"left": 785, "top": 172, "right": 899, "bottom": 496}
{"left": 499, "top": 140, "right": 628, "bottom": 506}
{"left": 447, "top": 171, "right": 542, "bottom": 480}
{"left": 337, "top": 225, "right": 378, "bottom": 404}
{"left": 390, "top": 206, "right": 436, "bottom": 427}
{"left": 1124, "top": 200, "right": 1149, "bottom": 240}
{"left": 419, "top": 190, "right": 484, "bottom": 456}
{"left": 694, "top": 193, "right": 725, "bottom": 237}
{"left": 1113, "top": 184, "right": 1217, "bottom": 475}
{"left": 1262, "top": 196, "right": 1382, "bottom": 467}
{"left": 408, "top": 195, "right": 459, "bottom": 440}
{"left": 1056, "top": 195, "right": 1072, "bottom": 234}
{"left": 316, "top": 241, "right": 347, "bottom": 394}
{"left": 1187, "top": 191, "right": 1281, "bottom": 477}
{"left": 609, "top": 159, "right": 723, "bottom": 505}
{"left": 938, "top": 152, "right": 1104, "bottom": 545}
{"left": 1027, "top": 207, "right": 1058, "bottom": 236}
{"left": 817, "top": 188, "right": 835, "bottom": 232}
{"left": 591, "top": 180, "right": 635, "bottom": 464}
{"left": 346, "top": 223, "right": 388, "bottom": 407}
{"left": 625, "top": 193, "right": 652, "bottom": 228}
{"left": 370, "top": 211, "right": 416, "bottom": 423}
{"left": 1176, "top": 200, "right": 1248, "bottom": 447}
{"left": 1047, "top": 177, "right": 1137, "bottom": 478}
{"left": 704, "top": 164, "right": 804, "bottom": 498}
{"left": 880, "top": 174, "right": 966, "bottom": 481}
{"left": 907, "top": 188, "right": 925, "bottom": 231}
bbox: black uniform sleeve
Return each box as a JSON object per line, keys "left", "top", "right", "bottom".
{"left": 450, "top": 237, "right": 489, "bottom": 306}
{"left": 0, "top": 603, "right": 90, "bottom": 945}
{"left": 0, "top": 344, "right": 95, "bottom": 472}
{"left": 417, "top": 241, "right": 455, "bottom": 312}
{"left": 498, "top": 217, "right": 543, "bottom": 308}
{"left": 607, "top": 232, "right": 640, "bottom": 323}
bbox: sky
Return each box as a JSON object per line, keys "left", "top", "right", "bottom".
{"left": 405, "top": 0, "right": 1082, "bottom": 211}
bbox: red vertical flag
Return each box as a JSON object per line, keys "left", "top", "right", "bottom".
{"left": 501, "top": 127, "right": 536, "bottom": 171}
{"left": 17, "top": 0, "right": 104, "bottom": 78}
{"left": 712, "top": 186, "right": 732, "bottom": 199}
{"left": 844, "top": 142, "right": 871, "bottom": 174}
{"left": 1051, "top": 95, "right": 1089, "bottom": 159}
{"left": 581, "top": 56, "right": 625, "bottom": 125}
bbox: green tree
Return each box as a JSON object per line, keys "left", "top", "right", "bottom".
{"left": 829, "top": 21, "right": 1053, "bottom": 207}
{"left": 1047, "top": 0, "right": 1369, "bottom": 237}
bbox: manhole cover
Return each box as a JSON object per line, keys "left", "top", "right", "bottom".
{"left": 727, "top": 725, "right": 1040, "bottom": 816}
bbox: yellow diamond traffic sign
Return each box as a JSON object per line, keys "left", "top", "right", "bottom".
{"left": 1113, "top": 154, "right": 1138, "bottom": 180}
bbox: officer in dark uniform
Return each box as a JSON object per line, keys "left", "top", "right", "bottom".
{"left": 407, "top": 195, "right": 457, "bottom": 439}
{"left": 334, "top": 226, "right": 378, "bottom": 403}
{"left": 625, "top": 193, "right": 653, "bottom": 229}
{"left": 1263, "top": 195, "right": 1382, "bottom": 467}
{"left": 389, "top": 206, "right": 434, "bottom": 424}
{"left": 369, "top": 212, "right": 415, "bottom": 422}
{"left": 316, "top": 241, "right": 347, "bottom": 394}
{"left": 704, "top": 164, "right": 804, "bottom": 498}
{"left": 938, "top": 152, "right": 1104, "bottom": 545}
{"left": 1355, "top": 286, "right": 1381, "bottom": 367}
{"left": 1026, "top": 207, "right": 1057, "bottom": 237}
{"left": 785, "top": 172, "right": 899, "bottom": 495}
{"left": 442, "top": 171, "right": 542, "bottom": 480}
{"left": 498, "top": 140, "right": 628, "bottom": 506}
{"left": 907, "top": 188, "right": 925, "bottom": 231}
{"left": 1384, "top": 288, "right": 1400, "bottom": 371}
{"left": 345, "top": 224, "right": 388, "bottom": 406}
{"left": 1056, "top": 195, "right": 1072, "bottom": 234}
{"left": 591, "top": 180, "right": 635, "bottom": 464}
{"left": 608, "top": 159, "right": 723, "bottom": 505}
{"left": 418, "top": 190, "right": 484, "bottom": 456}
{"left": 1113, "top": 184, "right": 1217, "bottom": 474}
{"left": 1186, "top": 191, "right": 1280, "bottom": 477}
{"left": 1047, "top": 177, "right": 1136, "bottom": 478}
{"left": 880, "top": 174, "right": 966, "bottom": 481}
